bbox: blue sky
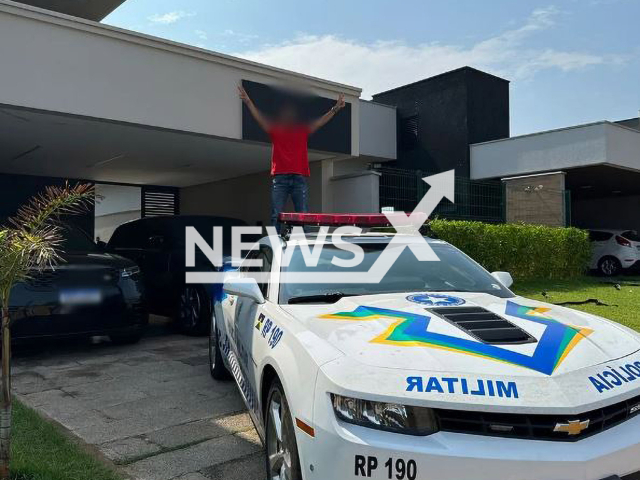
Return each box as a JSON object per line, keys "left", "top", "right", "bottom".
{"left": 104, "top": 0, "right": 640, "bottom": 136}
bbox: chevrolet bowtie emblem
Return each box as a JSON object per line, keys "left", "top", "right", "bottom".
{"left": 553, "top": 419, "right": 590, "bottom": 435}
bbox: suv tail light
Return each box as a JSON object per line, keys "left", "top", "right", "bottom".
{"left": 616, "top": 235, "right": 632, "bottom": 247}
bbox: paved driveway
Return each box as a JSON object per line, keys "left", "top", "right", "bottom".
{"left": 13, "top": 324, "right": 267, "bottom": 480}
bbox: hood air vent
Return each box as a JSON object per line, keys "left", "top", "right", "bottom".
{"left": 429, "top": 306, "right": 536, "bottom": 345}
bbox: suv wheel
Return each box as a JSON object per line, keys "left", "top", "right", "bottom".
{"left": 265, "top": 379, "right": 303, "bottom": 480}
{"left": 209, "top": 310, "right": 231, "bottom": 380}
{"left": 598, "top": 257, "right": 621, "bottom": 277}
{"left": 178, "top": 286, "right": 209, "bottom": 336}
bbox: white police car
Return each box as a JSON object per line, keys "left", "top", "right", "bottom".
{"left": 209, "top": 214, "right": 640, "bottom": 480}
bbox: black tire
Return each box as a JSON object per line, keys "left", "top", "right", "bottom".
{"left": 110, "top": 331, "right": 143, "bottom": 345}
{"left": 264, "top": 378, "right": 303, "bottom": 480}
{"left": 598, "top": 257, "right": 621, "bottom": 277}
{"left": 209, "top": 309, "right": 231, "bottom": 380}
{"left": 177, "top": 286, "right": 209, "bottom": 336}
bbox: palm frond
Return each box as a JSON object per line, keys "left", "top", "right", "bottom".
{"left": 0, "top": 183, "right": 96, "bottom": 308}
{"left": 8, "top": 182, "right": 96, "bottom": 233}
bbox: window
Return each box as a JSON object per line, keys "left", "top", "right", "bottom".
{"left": 258, "top": 246, "right": 273, "bottom": 297}
{"left": 622, "top": 231, "right": 640, "bottom": 242}
{"left": 400, "top": 115, "right": 419, "bottom": 150}
{"left": 241, "top": 246, "right": 273, "bottom": 299}
{"left": 589, "top": 231, "right": 613, "bottom": 242}
{"left": 279, "top": 242, "right": 514, "bottom": 304}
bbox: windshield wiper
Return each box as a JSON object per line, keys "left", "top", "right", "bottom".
{"left": 287, "top": 292, "right": 357, "bottom": 305}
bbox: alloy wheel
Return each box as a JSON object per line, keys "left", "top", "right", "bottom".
{"left": 266, "top": 390, "right": 293, "bottom": 480}
{"left": 180, "top": 286, "right": 201, "bottom": 330}
{"left": 601, "top": 258, "right": 619, "bottom": 276}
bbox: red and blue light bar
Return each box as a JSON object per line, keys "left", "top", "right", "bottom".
{"left": 279, "top": 212, "right": 397, "bottom": 227}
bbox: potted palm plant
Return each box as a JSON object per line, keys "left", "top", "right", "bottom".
{"left": 0, "top": 182, "right": 94, "bottom": 479}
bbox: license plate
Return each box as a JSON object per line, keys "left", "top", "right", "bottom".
{"left": 59, "top": 289, "right": 102, "bottom": 306}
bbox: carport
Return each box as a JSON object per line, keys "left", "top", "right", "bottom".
{"left": 0, "top": 0, "right": 396, "bottom": 237}
{"left": 471, "top": 120, "right": 640, "bottom": 232}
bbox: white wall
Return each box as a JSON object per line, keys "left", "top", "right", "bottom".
{"left": 331, "top": 171, "right": 380, "bottom": 213}
{"left": 606, "top": 123, "right": 640, "bottom": 171}
{"left": 94, "top": 184, "right": 141, "bottom": 241}
{"left": 95, "top": 184, "right": 141, "bottom": 216}
{"left": 359, "top": 100, "right": 396, "bottom": 159}
{"left": 471, "top": 122, "right": 640, "bottom": 180}
{"left": 471, "top": 123, "right": 608, "bottom": 180}
{"left": 0, "top": 0, "right": 361, "bottom": 152}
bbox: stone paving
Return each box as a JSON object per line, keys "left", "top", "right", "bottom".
{"left": 13, "top": 325, "right": 266, "bottom": 480}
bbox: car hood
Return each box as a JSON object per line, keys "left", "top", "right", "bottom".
{"left": 59, "top": 251, "right": 136, "bottom": 269}
{"left": 282, "top": 291, "right": 640, "bottom": 378}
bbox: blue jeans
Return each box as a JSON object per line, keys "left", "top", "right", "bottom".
{"left": 271, "top": 174, "right": 309, "bottom": 233}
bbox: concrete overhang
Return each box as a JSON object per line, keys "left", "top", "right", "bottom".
{"left": 0, "top": 105, "right": 333, "bottom": 187}
{"left": 14, "top": 0, "right": 125, "bottom": 21}
{"left": 471, "top": 121, "right": 640, "bottom": 180}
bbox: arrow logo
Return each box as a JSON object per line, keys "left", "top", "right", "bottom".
{"left": 384, "top": 170, "right": 455, "bottom": 262}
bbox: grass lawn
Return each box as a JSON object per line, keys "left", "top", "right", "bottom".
{"left": 11, "top": 400, "right": 122, "bottom": 480}
{"left": 513, "top": 275, "right": 640, "bottom": 332}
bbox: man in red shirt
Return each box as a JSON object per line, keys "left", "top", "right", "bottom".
{"left": 238, "top": 85, "right": 346, "bottom": 232}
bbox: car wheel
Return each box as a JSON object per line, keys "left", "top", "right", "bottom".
{"left": 265, "top": 379, "right": 303, "bottom": 480}
{"left": 178, "top": 286, "right": 209, "bottom": 336}
{"left": 209, "top": 310, "right": 231, "bottom": 380}
{"left": 598, "top": 257, "right": 621, "bottom": 277}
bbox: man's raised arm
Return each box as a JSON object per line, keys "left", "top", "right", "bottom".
{"left": 309, "top": 93, "right": 346, "bottom": 134}
{"left": 238, "top": 85, "right": 271, "bottom": 132}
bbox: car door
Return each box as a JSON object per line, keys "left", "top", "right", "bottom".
{"left": 589, "top": 231, "right": 612, "bottom": 268}
{"left": 227, "top": 246, "right": 273, "bottom": 414}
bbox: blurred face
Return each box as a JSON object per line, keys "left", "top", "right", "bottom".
{"left": 276, "top": 103, "right": 300, "bottom": 126}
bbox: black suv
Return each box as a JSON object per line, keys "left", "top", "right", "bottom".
{"left": 108, "top": 215, "right": 247, "bottom": 335}
{"left": 10, "top": 226, "right": 147, "bottom": 343}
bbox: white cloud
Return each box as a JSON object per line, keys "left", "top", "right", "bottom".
{"left": 195, "top": 30, "right": 208, "bottom": 40}
{"left": 148, "top": 11, "right": 195, "bottom": 25}
{"left": 234, "top": 6, "right": 625, "bottom": 97}
{"left": 222, "top": 29, "right": 259, "bottom": 44}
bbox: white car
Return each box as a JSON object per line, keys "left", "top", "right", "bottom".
{"left": 589, "top": 229, "right": 640, "bottom": 276}
{"left": 210, "top": 216, "right": 640, "bottom": 480}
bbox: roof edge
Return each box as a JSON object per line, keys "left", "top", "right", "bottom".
{"left": 0, "top": 0, "right": 362, "bottom": 95}
{"left": 372, "top": 66, "right": 509, "bottom": 98}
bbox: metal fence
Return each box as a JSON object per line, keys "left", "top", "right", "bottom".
{"left": 375, "top": 167, "right": 505, "bottom": 223}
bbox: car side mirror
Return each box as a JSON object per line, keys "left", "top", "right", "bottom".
{"left": 491, "top": 271, "right": 514, "bottom": 288}
{"left": 223, "top": 276, "right": 265, "bottom": 304}
{"left": 96, "top": 240, "right": 108, "bottom": 251}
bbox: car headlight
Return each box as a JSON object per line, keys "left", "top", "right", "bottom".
{"left": 331, "top": 394, "right": 438, "bottom": 436}
{"left": 121, "top": 266, "right": 140, "bottom": 278}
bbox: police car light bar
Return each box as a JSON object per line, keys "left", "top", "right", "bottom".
{"left": 279, "top": 212, "right": 395, "bottom": 227}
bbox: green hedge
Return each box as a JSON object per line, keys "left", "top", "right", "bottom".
{"left": 428, "top": 219, "right": 591, "bottom": 280}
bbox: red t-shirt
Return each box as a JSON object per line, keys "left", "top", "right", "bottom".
{"left": 268, "top": 124, "right": 311, "bottom": 176}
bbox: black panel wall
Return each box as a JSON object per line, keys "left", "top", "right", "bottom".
{"left": 241, "top": 80, "right": 352, "bottom": 155}
{"left": 372, "top": 67, "right": 510, "bottom": 177}
{"left": 0, "top": 174, "right": 95, "bottom": 236}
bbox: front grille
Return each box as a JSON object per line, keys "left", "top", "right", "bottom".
{"left": 430, "top": 306, "right": 536, "bottom": 345}
{"left": 25, "top": 267, "right": 120, "bottom": 291}
{"left": 436, "top": 394, "right": 640, "bottom": 441}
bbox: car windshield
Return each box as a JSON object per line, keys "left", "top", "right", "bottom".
{"left": 279, "top": 241, "right": 514, "bottom": 304}
{"left": 622, "top": 231, "right": 640, "bottom": 242}
{"left": 60, "top": 226, "right": 98, "bottom": 253}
